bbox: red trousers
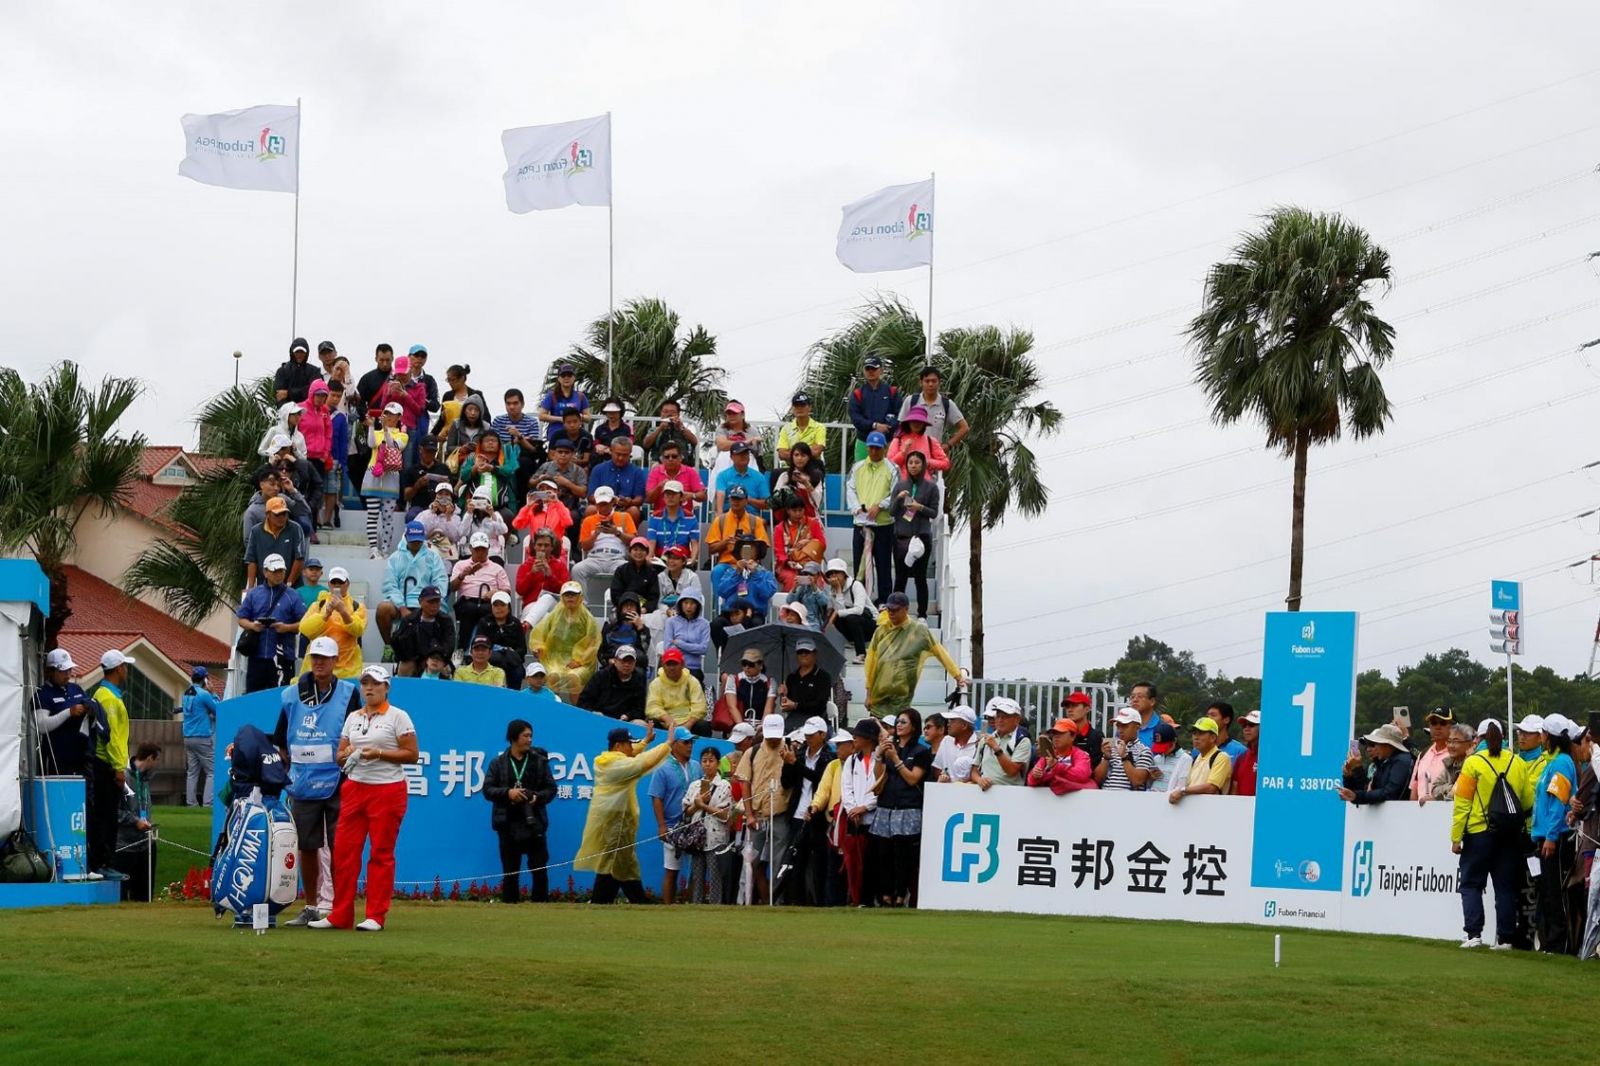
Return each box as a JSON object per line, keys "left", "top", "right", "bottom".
{"left": 331, "top": 779, "right": 408, "bottom": 928}
{"left": 841, "top": 826, "right": 870, "bottom": 906}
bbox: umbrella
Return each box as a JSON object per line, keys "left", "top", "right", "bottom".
{"left": 771, "top": 832, "right": 808, "bottom": 902}
{"left": 723, "top": 621, "right": 846, "bottom": 682}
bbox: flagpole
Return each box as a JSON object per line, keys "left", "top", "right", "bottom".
{"left": 925, "top": 170, "right": 935, "bottom": 357}
{"left": 291, "top": 97, "right": 302, "bottom": 340}
{"left": 606, "top": 110, "right": 615, "bottom": 397}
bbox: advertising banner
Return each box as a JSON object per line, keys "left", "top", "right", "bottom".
{"left": 215, "top": 680, "right": 728, "bottom": 893}
{"left": 919, "top": 784, "right": 1491, "bottom": 943}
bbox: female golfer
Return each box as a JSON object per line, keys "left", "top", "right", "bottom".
{"left": 311, "top": 665, "right": 418, "bottom": 931}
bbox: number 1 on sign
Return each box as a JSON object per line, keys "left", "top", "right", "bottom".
{"left": 1293, "top": 682, "right": 1316, "bottom": 757}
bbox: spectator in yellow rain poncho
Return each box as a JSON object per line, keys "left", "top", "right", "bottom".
{"left": 575, "top": 723, "right": 670, "bottom": 904}
{"left": 527, "top": 581, "right": 601, "bottom": 700}
{"left": 864, "top": 591, "right": 967, "bottom": 714}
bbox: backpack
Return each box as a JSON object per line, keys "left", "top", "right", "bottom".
{"left": 1475, "top": 753, "right": 1524, "bottom": 835}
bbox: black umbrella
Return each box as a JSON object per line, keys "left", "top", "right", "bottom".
{"left": 723, "top": 621, "right": 846, "bottom": 682}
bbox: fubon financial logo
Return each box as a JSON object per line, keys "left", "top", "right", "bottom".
{"left": 941, "top": 813, "right": 999, "bottom": 883}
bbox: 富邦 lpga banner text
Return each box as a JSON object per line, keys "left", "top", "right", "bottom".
{"left": 918, "top": 784, "right": 1492, "bottom": 942}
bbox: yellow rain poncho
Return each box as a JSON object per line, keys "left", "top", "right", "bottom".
{"left": 864, "top": 612, "right": 961, "bottom": 713}
{"left": 574, "top": 740, "right": 671, "bottom": 880}
{"left": 527, "top": 602, "right": 602, "bottom": 700}
{"left": 296, "top": 593, "right": 368, "bottom": 678}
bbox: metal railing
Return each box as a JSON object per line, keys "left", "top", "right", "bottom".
{"left": 965, "top": 678, "right": 1118, "bottom": 736}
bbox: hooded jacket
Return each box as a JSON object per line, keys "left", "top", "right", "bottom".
{"left": 298, "top": 380, "right": 335, "bottom": 465}
{"left": 257, "top": 402, "right": 309, "bottom": 461}
{"left": 662, "top": 587, "right": 711, "bottom": 671}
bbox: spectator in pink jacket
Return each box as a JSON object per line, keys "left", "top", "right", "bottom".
{"left": 886, "top": 405, "right": 949, "bottom": 479}
{"left": 300, "top": 379, "right": 335, "bottom": 471}
{"left": 378, "top": 355, "right": 427, "bottom": 431}
{"left": 1027, "top": 718, "right": 1098, "bottom": 795}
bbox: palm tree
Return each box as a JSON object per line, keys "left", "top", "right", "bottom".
{"left": 0, "top": 363, "right": 146, "bottom": 647}
{"left": 123, "top": 380, "right": 275, "bottom": 625}
{"left": 1188, "top": 207, "right": 1396, "bottom": 611}
{"left": 797, "top": 295, "right": 927, "bottom": 430}
{"left": 937, "top": 327, "right": 1062, "bottom": 676}
{"left": 565, "top": 297, "right": 728, "bottom": 430}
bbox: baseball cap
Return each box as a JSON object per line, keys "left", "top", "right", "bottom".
{"left": 1062, "top": 692, "right": 1093, "bottom": 707}
{"left": 263, "top": 553, "right": 287, "bottom": 571}
{"left": 270, "top": 433, "right": 294, "bottom": 452}
{"left": 864, "top": 356, "right": 883, "bottom": 369}
{"left": 191, "top": 665, "right": 209, "bottom": 679}
{"left": 551, "top": 438, "right": 574, "bottom": 451}
{"left": 607, "top": 727, "right": 635, "bottom": 747}
{"left": 1048, "top": 717, "right": 1080, "bottom": 736}
{"left": 662, "top": 647, "right": 685, "bottom": 665}
{"left": 663, "top": 479, "right": 684, "bottom": 494}
{"left": 1242, "top": 710, "right": 1261, "bottom": 725}
{"left": 468, "top": 531, "right": 491, "bottom": 549}
{"left": 527, "top": 660, "right": 548, "bottom": 676}
{"left": 1150, "top": 721, "right": 1178, "bottom": 755}
{"left": 629, "top": 536, "right": 651, "bottom": 550}
{"left": 762, "top": 713, "right": 786, "bottom": 739}
{"left": 419, "top": 585, "right": 442, "bottom": 600}
{"left": 1191, "top": 718, "right": 1220, "bottom": 735}
{"left": 1425, "top": 707, "right": 1455, "bottom": 724}
{"left": 393, "top": 355, "right": 411, "bottom": 375}
{"left": 671, "top": 727, "right": 694, "bottom": 743}
{"left": 613, "top": 644, "right": 638, "bottom": 660}
{"left": 471, "top": 635, "right": 491, "bottom": 647}
{"left": 987, "top": 696, "right": 1023, "bottom": 719}
{"left": 592, "top": 485, "right": 617, "bottom": 503}
{"left": 434, "top": 481, "right": 455, "bottom": 496}
{"left": 729, "top": 441, "right": 751, "bottom": 455}
{"left": 408, "top": 344, "right": 428, "bottom": 356}
{"left": 360, "top": 664, "right": 390, "bottom": 683}
{"left": 264, "top": 497, "right": 289, "bottom": 514}
{"left": 885, "top": 591, "right": 910, "bottom": 609}
{"left": 981, "top": 705, "right": 997, "bottom": 720}
{"left": 803, "top": 716, "right": 828, "bottom": 736}
{"left": 791, "top": 391, "right": 812, "bottom": 406}
{"left": 472, "top": 485, "right": 493, "bottom": 500}
{"left": 383, "top": 401, "right": 404, "bottom": 415}
{"left": 490, "top": 590, "right": 511, "bottom": 605}
{"left": 801, "top": 561, "right": 822, "bottom": 575}
{"left": 317, "top": 340, "right": 336, "bottom": 353}
{"left": 831, "top": 728, "right": 854, "bottom": 745}
{"left": 328, "top": 566, "right": 349, "bottom": 583}
{"left": 290, "top": 337, "right": 309, "bottom": 354}
{"left": 304, "top": 557, "right": 324, "bottom": 570}
{"left": 665, "top": 544, "right": 690, "bottom": 559}
{"left": 307, "top": 636, "right": 340, "bottom": 658}
{"left": 795, "top": 638, "right": 817, "bottom": 653}
{"left": 557, "top": 362, "right": 575, "bottom": 375}
{"left": 419, "top": 436, "right": 439, "bottom": 450}
{"left": 945, "top": 705, "right": 977, "bottom": 725}
{"left": 1516, "top": 714, "right": 1545, "bottom": 734}
{"left": 865, "top": 431, "right": 888, "bottom": 448}
{"left": 560, "top": 580, "right": 584, "bottom": 595}
{"left": 602, "top": 400, "right": 623, "bottom": 413}
{"left": 1112, "top": 706, "right": 1142, "bottom": 726}
{"left": 726, "top": 485, "right": 748, "bottom": 500}
{"left": 724, "top": 401, "right": 745, "bottom": 414}
{"left": 1475, "top": 718, "right": 1498, "bottom": 737}
{"left": 405, "top": 520, "right": 427, "bottom": 542}
{"left": 45, "top": 648, "right": 76, "bottom": 671}
{"left": 729, "top": 722, "right": 757, "bottom": 742}
{"left": 1539, "top": 713, "right": 1572, "bottom": 737}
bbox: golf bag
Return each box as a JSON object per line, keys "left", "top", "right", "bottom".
{"left": 211, "top": 725, "right": 297, "bottom": 926}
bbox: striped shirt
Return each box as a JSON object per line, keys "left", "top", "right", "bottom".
{"left": 1101, "top": 739, "right": 1155, "bottom": 791}
{"left": 646, "top": 508, "right": 699, "bottom": 552}
{"left": 490, "top": 414, "right": 540, "bottom": 447}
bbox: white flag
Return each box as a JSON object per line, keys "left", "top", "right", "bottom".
{"left": 835, "top": 179, "right": 934, "bottom": 273}
{"left": 501, "top": 115, "right": 612, "bottom": 213}
{"left": 177, "top": 104, "right": 299, "bottom": 193}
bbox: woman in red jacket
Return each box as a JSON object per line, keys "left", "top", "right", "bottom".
{"left": 886, "top": 405, "right": 949, "bottom": 479}
{"left": 1028, "top": 718, "right": 1098, "bottom": 794}
{"left": 773, "top": 494, "right": 826, "bottom": 592}
{"left": 515, "top": 529, "right": 570, "bottom": 629}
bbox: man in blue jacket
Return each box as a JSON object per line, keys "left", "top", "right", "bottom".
{"left": 846, "top": 357, "right": 900, "bottom": 461}
{"left": 180, "top": 667, "right": 219, "bottom": 806}
{"left": 272, "top": 637, "right": 361, "bottom": 927}
{"left": 377, "top": 520, "right": 450, "bottom": 656}
{"left": 237, "top": 554, "right": 307, "bottom": 693}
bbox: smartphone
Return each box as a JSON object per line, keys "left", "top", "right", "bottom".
{"left": 1393, "top": 706, "right": 1411, "bottom": 729}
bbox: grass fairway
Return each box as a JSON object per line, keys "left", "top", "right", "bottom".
{"left": 0, "top": 899, "right": 1586, "bottom": 1065}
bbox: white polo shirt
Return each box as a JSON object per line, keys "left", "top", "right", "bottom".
{"left": 933, "top": 732, "right": 978, "bottom": 781}
{"left": 341, "top": 704, "right": 417, "bottom": 785}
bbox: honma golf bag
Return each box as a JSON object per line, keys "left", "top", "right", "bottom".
{"left": 211, "top": 725, "right": 297, "bottom": 927}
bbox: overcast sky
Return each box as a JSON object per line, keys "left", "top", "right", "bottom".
{"left": 5, "top": 2, "right": 1600, "bottom": 684}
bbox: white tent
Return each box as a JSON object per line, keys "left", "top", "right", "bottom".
{"left": 0, "top": 561, "right": 49, "bottom": 838}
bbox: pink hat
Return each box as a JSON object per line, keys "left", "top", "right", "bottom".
{"left": 904, "top": 404, "right": 930, "bottom": 424}
{"left": 394, "top": 355, "right": 411, "bottom": 374}
{"left": 724, "top": 401, "right": 745, "bottom": 414}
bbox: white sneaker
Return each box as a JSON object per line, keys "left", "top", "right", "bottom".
{"left": 1490, "top": 943, "right": 1513, "bottom": 951}
{"left": 355, "top": 918, "right": 384, "bottom": 932}
{"left": 369, "top": 548, "right": 381, "bottom": 560}
{"left": 306, "top": 917, "right": 337, "bottom": 930}
{"left": 1459, "top": 936, "right": 1484, "bottom": 948}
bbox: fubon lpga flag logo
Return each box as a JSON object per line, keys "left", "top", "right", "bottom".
{"left": 500, "top": 115, "right": 611, "bottom": 212}
{"left": 836, "top": 178, "right": 934, "bottom": 273}
{"left": 566, "top": 139, "right": 594, "bottom": 176}
{"left": 907, "top": 201, "right": 931, "bottom": 239}
{"left": 258, "top": 126, "right": 285, "bottom": 161}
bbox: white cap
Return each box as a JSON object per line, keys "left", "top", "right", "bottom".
{"left": 592, "top": 485, "right": 617, "bottom": 503}
{"left": 882, "top": 715, "right": 898, "bottom": 728}
{"left": 944, "top": 705, "right": 976, "bottom": 725}
{"left": 825, "top": 558, "right": 849, "bottom": 575}
{"left": 780, "top": 601, "right": 809, "bottom": 625}
{"left": 307, "top": 636, "right": 340, "bottom": 658}
{"left": 434, "top": 481, "right": 455, "bottom": 495}
{"left": 327, "top": 566, "right": 349, "bottom": 583}
{"left": 360, "top": 664, "right": 391, "bottom": 683}
{"left": 1516, "top": 714, "right": 1545, "bottom": 734}
{"left": 99, "top": 649, "right": 135, "bottom": 671}
{"left": 263, "top": 553, "right": 287, "bottom": 572}
{"left": 527, "top": 660, "right": 548, "bottom": 675}
{"left": 383, "top": 401, "right": 404, "bottom": 415}
{"left": 469, "top": 531, "right": 491, "bottom": 548}
{"left": 271, "top": 433, "right": 294, "bottom": 452}
{"left": 1242, "top": 709, "right": 1261, "bottom": 725}
{"left": 1540, "top": 713, "right": 1572, "bottom": 737}
{"left": 985, "top": 696, "right": 1023, "bottom": 719}
{"left": 472, "top": 485, "right": 492, "bottom": 501}
{"left": 729, "top": 722, "right": 757, "bottom": 741}
{"left": 761, "top": 713, "right": 785, "bottom": 739}
{"left": 662, "top": 479, "right": 684, "bottom": 494}
{"left": 802, "top": 716, "right": 828, "bottom": 736}
{"left": 612, "top": 644, "right": 637, "bottom": 660}
{"left": 1475, "top": 718, "right": 1498, "bottom": 738}
{"left": 45, "top": 648, "right": 76, "bottom": 671}
{"left": 490, "top": 590, "right": 511, "bottom": 605}
{"left": 831, "top": 728, "right": 853, "bottom": 744}
{"left": 560, "top": 580, "right": 584, "bottom": 596}
{"left": 1112, "top": 706, "right": 1142, "bottom": 726}
{"left": 981, "top": 705, "right": 997, "bottom": 720}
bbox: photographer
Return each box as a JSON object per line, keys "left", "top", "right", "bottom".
{"left": 483, "top": 718, "right": 558, "bottom": 903}
{"left": 416, "top": 482, "right": 465, "bottom": 560}
{"left": 515, "top": 528, "right": 570, "bottom": 629}
{"left": 399, "top": 436, "right": 453, "bottom": 520}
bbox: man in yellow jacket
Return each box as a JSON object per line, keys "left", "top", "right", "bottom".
{"left": 576, "top": 723, "right": 669, "bottom": 903}
{"left": 296, "top": 568, "right": 367, "bottom": 678}
{"left": 645, "top": 648, "right": 707, "bottom": 734}
{"left": 88, "top": 650, "right": 134, "bottom": 880}
{"left": 864, "top": 592, "right": 967, "bottom": 715}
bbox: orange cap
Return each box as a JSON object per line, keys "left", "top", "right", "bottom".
{"left": 1049, "top": 717, "right": 1080, "bottom": 736}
